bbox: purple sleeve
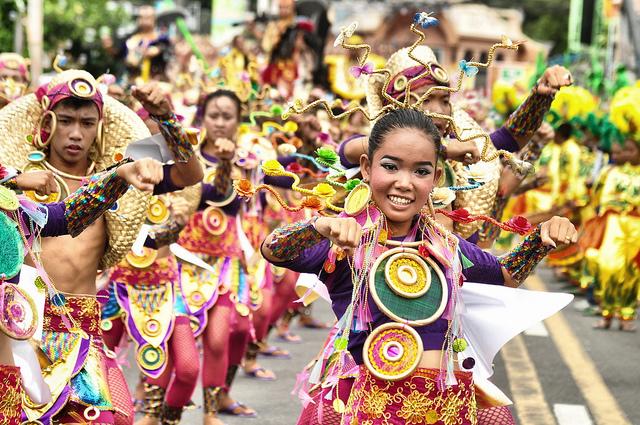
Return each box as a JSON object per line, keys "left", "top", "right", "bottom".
{"left": 457, "top": 236, "right": 504, "bottom": 285}
{"left": 490, "top": 126, "right": 519, "bottom": 153}
{"left": 263, "top": 156, "right": 296, "bottom": 188}
{"left": 199, "top": 182, "right": 241, "bottom": 216}
{"left": 153, "top": 164, "right": 182, "bottom": 195}
{"left": 40, "top": 202, "right": 69, "bottom": 237}
{"left": 338, "top": 134, "right": 366, "bottom": 169}
{"left": 266, "top": 238, "right": 330, "bottom": 275}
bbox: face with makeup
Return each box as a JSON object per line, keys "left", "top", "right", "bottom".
{"left": 360, "top": 110, "right": 442, "bottom": 236}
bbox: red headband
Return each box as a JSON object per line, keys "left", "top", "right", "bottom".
{"left": 385, "top": 64, "right": 450, "bottom": 101}
{"left": 36, "top": 77, "right": 104, "bottom": 118}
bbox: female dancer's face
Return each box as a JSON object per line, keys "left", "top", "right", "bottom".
{"left": 360, "top": 127, "right": 441, "bottom": 235}
{"left": 203, "top": 96, "right": 240, "bottom": 142}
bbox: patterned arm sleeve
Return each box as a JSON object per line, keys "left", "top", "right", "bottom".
{"left": 265, "top": 218, "right": 325, "bottom": 261}
{"left": 505, "top": 88, "right": 554, "bottom": 139}
{"left": 152, "top": 112, "right": 196, "bottom": 163}
{"left": 498, "top": 225, "right": 552, "bottom": 286}
{"left": 63, "top": 168, "right": 130, "bottom": 237}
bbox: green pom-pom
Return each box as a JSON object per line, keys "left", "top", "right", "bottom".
{"left": 270, "top": 105, "right": 283, "bottom": 116}
{"left": 316, "top": 147, "right": 339, "bottom": 166}
{"left": 452, "top": 337, "right": 468, "bottom": 353}
{"left": 334, "top": 337, "right": 348, "bottom": 351}
{"left": 344, "top": 179, "right": 361, "bottom": 191}
{"left": 0, "top": 213, "right": 24, "bottom": 280}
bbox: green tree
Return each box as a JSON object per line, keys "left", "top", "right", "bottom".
{"left": 475, "top": 0, "right": 570, "bottom": 55}
{"left": 0, "top": 0, "right": 131, "bottom": 75}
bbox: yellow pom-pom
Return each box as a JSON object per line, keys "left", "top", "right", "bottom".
{"left": 550, "top": 86, "right": 597, "bottom": 121}
{"left": 261, "top": 159, "right": 285, "bottom": 175}
{"left": 312, "top": 183, "right": 336, "bottom": 198}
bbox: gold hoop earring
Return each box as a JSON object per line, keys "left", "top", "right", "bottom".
{"left": 34, "top": 111, "right": 56, "bottom": 149}
{"left": 96, "top": 120, "right": 105, "bottom": 157}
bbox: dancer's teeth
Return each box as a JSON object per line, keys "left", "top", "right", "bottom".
{"left": 388, "top": 195, "right": 412, "bottom": 205}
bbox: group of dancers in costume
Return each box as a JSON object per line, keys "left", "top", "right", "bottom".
{"left": 0, "top": 6, "right": 637, "bottom": 425}
{"left": 503, "top": 84, "right": 640, "bottom": 333}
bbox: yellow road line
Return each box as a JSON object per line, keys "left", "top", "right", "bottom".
{"left": 502, "top": 335, "right": 556, "bottom": 425}
{"left": 528, "top": 275, "right": 630, "bottom": 425}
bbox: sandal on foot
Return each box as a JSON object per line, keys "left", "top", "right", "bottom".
{"left": 244, "top": 366, "right": 276, "bottom": 381}
{"left": 259, "top": 345, "right": 291, "bottom": 358}
{"left": 619, "top": 321, "right": 637, "bottom": 332}
{"left": 277, "top": 332, "right": 303, "bottom": 343}
{"left": 219, "top": 401, "right": 257, "bottom": 417}
{"left": 593, "top": 319, "right": 612, "bottom": 330}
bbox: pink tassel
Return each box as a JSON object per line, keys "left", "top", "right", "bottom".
{"left": 354, "top": 302, "right": 372, "bottom": 331}
{"left": 292, "top": 369, "right": 310, "bottom": 396}
{"left": 298, "top": 389, "right": 315, "bottom": 408}
{"left": 60, "top": 315, "right": 73, "bottom": 332}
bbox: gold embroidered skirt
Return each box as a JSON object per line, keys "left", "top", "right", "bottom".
{"left": 342, "top": 365, "right": 477, "bottom": 425}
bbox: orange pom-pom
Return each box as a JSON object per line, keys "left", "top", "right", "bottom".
{"left": 235, "top": 179, "right": 255, "bottom": 197}
{"left": 301, "top": 197, "right": 322, "bottom": 210}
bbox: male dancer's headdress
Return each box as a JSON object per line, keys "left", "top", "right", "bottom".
{"left": 0, "top": 67, "right": 152, "bottom": 268}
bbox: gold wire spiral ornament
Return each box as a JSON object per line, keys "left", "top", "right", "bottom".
{"left": 282, "top": 16, "right": 533, "bottom": 176}
{"left": 257, "top": 160, "right": 344, "bottom": 212}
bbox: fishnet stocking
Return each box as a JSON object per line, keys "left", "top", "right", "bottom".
{"left": 269, "top": 270, "right": 299, "bottom": 326}
{"left": 477, "top": 406, "right": 517, "bottom": 425}
{"left": 202, "top": 303, "right": 232, "bottom": 387}
{"left": 253, "top": 288, "right": 273, "bottom": 341}
{"left": 147, "top": 358, "right": 173, "bottom": 389}
{"left": 165, "top": 317, "right": 199, "bottom": 407}
{"left": 104, "top": 354, "right": 134, "bottom": 425}
{"left": 228, "top": 314, "right": 251, "bottom": 366}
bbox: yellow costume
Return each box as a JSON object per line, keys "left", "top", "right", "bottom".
{"left": 583, "top": 163, "right": 640, "bottom": 321}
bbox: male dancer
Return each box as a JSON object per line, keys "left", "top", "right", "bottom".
{"left": 0, "top": 70, "right": 202, "bottom": 424}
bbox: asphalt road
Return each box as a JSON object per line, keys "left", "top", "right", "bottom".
{"left": 123, "top": 266, "right": 639, "bottom": 425}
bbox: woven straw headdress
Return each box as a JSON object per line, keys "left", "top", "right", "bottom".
{"left": 0, "top": 69, "right": 152, "bottom": 268}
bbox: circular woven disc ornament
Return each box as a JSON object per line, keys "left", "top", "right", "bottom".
{"left": 363, "top": 322, "right": 423, "bottom": 381}
{"left": 369, "top": 247, "right": 448, "bottom": 326}
{"left": 344, "top": 183, "right": 371, "bottom": 216}
{"left": 202, "top": 206, "right": 228, "bottom": 236}
{"left": 0, "top": 212, "right": 24, "bottom": 280}
{"left": 146, "top": 197, "right": 169, "bottom": 224}
{"left": 0, "top": 283, "right": 38, "bottom": 339}
{"left": 126, "top": 248, "right": 158, "bottom": 269}
{"left": 137, "top": 343, "right": 165, "bottom": 371}
{"left": 384, "top": 251, "right": 431, "bottom": 298}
